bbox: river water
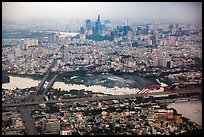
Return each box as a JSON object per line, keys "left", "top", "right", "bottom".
{"left": 2, "top": 75, "right": 141, "bottom": 95}
{"left": 167, "top": 101, "right": 202, "bottom": 127}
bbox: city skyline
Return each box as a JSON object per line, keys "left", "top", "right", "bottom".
{"left": 2, "top": 2, "right": 202, "bottom": 24}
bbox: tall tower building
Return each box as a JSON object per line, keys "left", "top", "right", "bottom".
{"left": 142, "top": 24, "right": 150, "bottom": 35}
{"left": 167, "top": 60, "right": 173, "bottom": 68}
{"left": 61, "top": 45, "right": 65, "bottom": 59}
{"left": 150, "top": 35, "right": 156, "bottom": 45}
{"left": 63, "top": 45, "right": 70, "bottom": 64}
{"left": 48, "top": 33, "right": 59, "bottom": 44}
{"left": 95, "top": 15, "right": 102, "bottom": 35}
{"left": 15, "top": 45, "right": 23, "bottom": 57}
{"left": 123, "top": 26, "right": 131, "bottom": 36}
{"left": 80, "top": 27, "right": 85, "bottom": 34}
{"left": 86, "top": 19, "right": 92, "bottom": 30}
{"left": 97, "top": 15, "right": 100, "bottom": 22}
{"left": 125, "top": 16, "right": 129, "bottom": 26}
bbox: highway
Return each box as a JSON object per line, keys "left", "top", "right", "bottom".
{"left": 43, "top": 74, "right": 58, "bottom": 95}
{"left": 29, "top": 59, "right": 57, "bottom": 102}
{"left": 3, "top": 90, "right": 202, "bottom": 108}
{"left": 3, "top": 94, "right": 143, "bottom": 107}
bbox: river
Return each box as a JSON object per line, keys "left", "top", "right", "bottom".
{"left": 2, "top": 75, "right": 141, "bottom": 95}
{"left": 167, "top": 101, "right": 202, "bottom": 127}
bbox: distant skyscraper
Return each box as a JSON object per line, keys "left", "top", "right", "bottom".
{"left": 136, "top": 26, "right": 142, "bottom": 35}
{"left": 97, "top": 15, "right": 100, "bottom": 22}
{"left": 15, "top": 45, "right": 23, "bottom": 57}
{"left": 137, "top": 27, "right": 141, "bottom": 31}
{"left": 167, "top": 60, "right": 173, "bottom": 68}
{"left": 56, "top": 35, "right": 59, "bottom": 43}
{"left": 150, "top": 35, "right": 156, "bottom": 45}
{"left": 153, "top": 56, "right": 169, "bottom": 68}
{"left": 86, "top": 19, "right": 92, "bottom": 30}
{"left": 80, "top": 27, "right": 85, "bottom": 34}
{"left": 146, "top": 24, "right": 150, "bottom": 30}
{"left": 61, "top": 45, "right": 65, "bottom": 59}
{"left": 123, "top": 26, "right": 131, "bottom": 36}
{"left": 142, "top": 27, "right": 148, "bottom": 35}
{"left": 64, "top": 46, "right": 71, "bottom": 65}
{"left": 94, "top": 15, "right": 102, "bottom": 35}
{"left": 116, "top": 26, "right": 123, "bottom": 36}
{"left": 64, "top": 50, "right": 70, "bottom": 64}
{"left": 158, "top": 28, "right": 163, "bottom": 34}
{"left": 169, "top": 24, "right": 174, "bottom": 30}
{"left": 143, "top": 24, "right": 150, "bottom": 35}
{"left": 175, "top": 24, "right": 180, "bottom": 29}
{"left": 95, "top": 22, "right": 99, "bottom": 35}
{"left": 125, "top": 17, "right": 129, "bottom": 26}
{"left": 48, "top": 33, "right": 55, "bottom": 43}
{"left": 48, "top": 33, "right": 59, "bottom": 43}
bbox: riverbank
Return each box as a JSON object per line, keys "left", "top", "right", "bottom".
{"left": 167, "top": 100, "right": 202, "bottom": 127}
{"left": 2, "top": 75, "right": 141, "bottom": 95}
{"left": 2, "top": 71, "right": 158, "bottom": 89}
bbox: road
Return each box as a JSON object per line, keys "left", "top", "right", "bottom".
{"left": 3, "top": 94, "right": 143, "bottom": 107}
{"left": 19, "top": 106, "right": 38, "bottom": 135}
{"left": 3, "top": 90, "right": 201, "bottom": 108}
{"left": 29, "top": 59, "right": 57, "bottom": 102}
{"left": 43, "top": 74, "right": 58, "bottom": 95}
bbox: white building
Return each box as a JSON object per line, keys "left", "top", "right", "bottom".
{"left": 60, "top": 130, "right": 72, "bottom": 135}
{"left": 153, "top": 56, "right": 170, "bottom": 68}
{"left": 24, "top": 39, "right": 38, "bottom": 47}
{"left": 15, "top": 46, "right": 23, "bottom": 57}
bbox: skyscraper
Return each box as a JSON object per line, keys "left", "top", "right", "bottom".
{"left": 63, "top": 45, "right": 71, "bottom": 64}
{"left": 150, "top": 35, "right": 156, "bottom": 45}
{"left": 86, "top": 19, "right": 92, "bottom": 30}
{"left": 116, "top": 26, "right": 123, "bottom": 36}
{"left": 61, "top": 45, "right": 65, "bottom": 59}
{"left": 80, "top": 27, "right": 85, "bottom": 34}
{"left": 48, "top": 33, "right": 59, "bottom": 44}
{"left": 97, "top": 15, "right": 100, "bottom": 22}
{"left": 123, "top": 26, "right": 131, "bottom": 36}
{"left": 15, "top": 45, "right": 23, "bottom": 57}
{"left": 94, "top": 15, "right": 102, "bottom": 35}
{"left": 142, "top": 24, "right": 150, "bottom": 35}
{"left": 137, "top": 27, "right": 141, "bottom": 31}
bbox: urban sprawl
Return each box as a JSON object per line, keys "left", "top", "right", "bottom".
{"left": 2, "top": 15, "right": 202, "bottom": 135}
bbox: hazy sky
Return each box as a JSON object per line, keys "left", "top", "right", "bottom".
{"left": 2, "top": 2, "right": 202, "bottom": 24}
